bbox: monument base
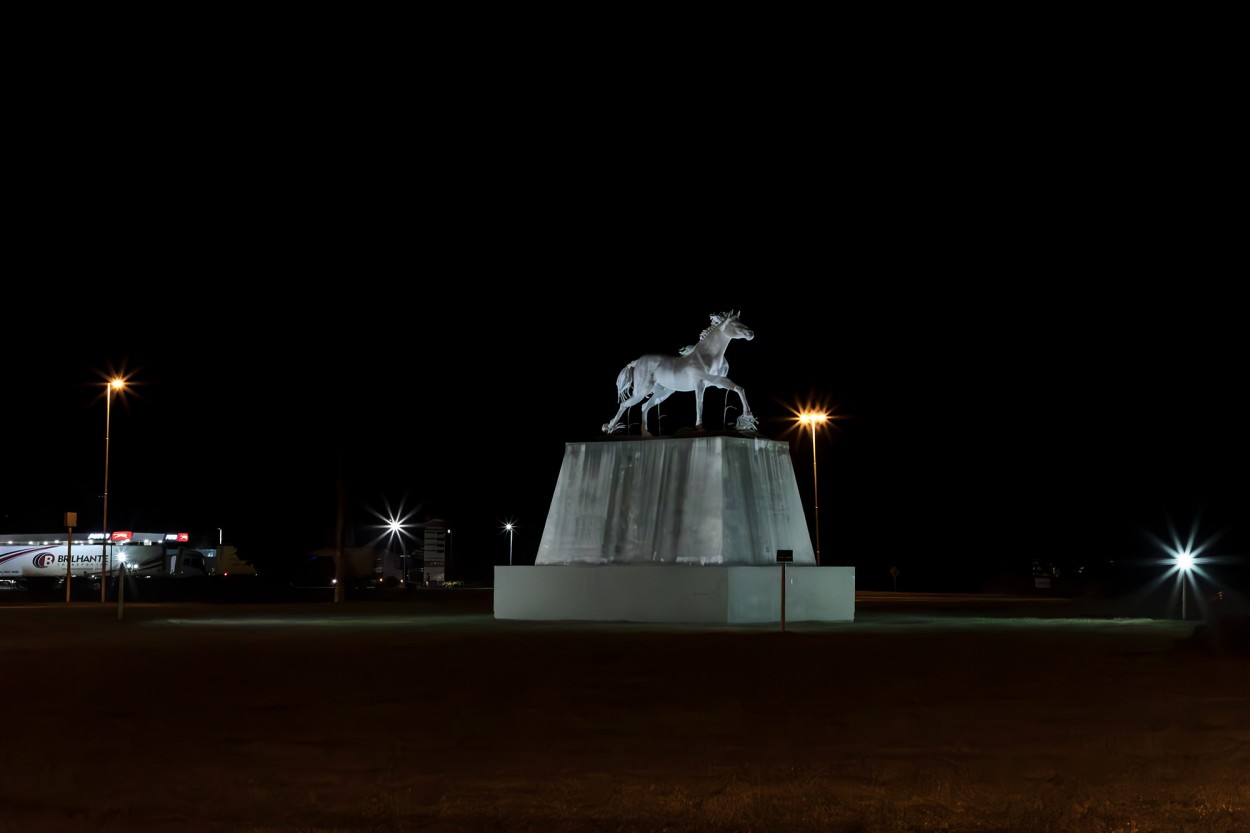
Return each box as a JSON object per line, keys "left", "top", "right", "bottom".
{"left": 494, "top": 565, "right": 855, "bottom": 624}
{"left": 536, "top": 434, "right": 817, "bottom": 566}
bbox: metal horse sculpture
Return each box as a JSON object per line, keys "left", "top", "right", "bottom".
{"left": 602, "top": 311, "right": 758, "bottom": 437}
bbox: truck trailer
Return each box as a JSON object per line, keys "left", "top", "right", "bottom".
{"left": 0, "top": 531, "right": 211, "bottom": 592}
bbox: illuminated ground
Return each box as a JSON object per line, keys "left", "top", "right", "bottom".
{"left": 2, "top": 590, "right": 1247, "bottom": 832}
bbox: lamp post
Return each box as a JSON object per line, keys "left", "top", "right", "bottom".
{"left": 385, "top": 518, "right": 408, "bottom": 584}
{"left": 100, "top": 377, "right": 125, "bottom": 603}
{"left": 798, "top": 411, "right": 828, "bottom": 566}
{"left": 1176, "top": 549, "right": 1194, "bottom": 620}
{"left": 503, "top": 521, "right": 516, "bottom": 566}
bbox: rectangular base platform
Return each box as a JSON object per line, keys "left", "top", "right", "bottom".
{"left": 494, "top": 564, "right": 855, "bottom": 624}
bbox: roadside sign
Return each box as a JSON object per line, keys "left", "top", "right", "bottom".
{"left": 776, "top": 550, "right": 793, "bottom": 631}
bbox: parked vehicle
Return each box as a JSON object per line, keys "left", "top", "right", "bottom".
{"left": 0, "top": 531, "right": 211, "bottom": 592}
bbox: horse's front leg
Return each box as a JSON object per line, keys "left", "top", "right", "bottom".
{"left": 693, "top": 381, "right": 707, "bottom": 431}
{"left": 729, "top": 382, "right": 756, "bottom": 431}
{"left": 707, "top": 376, "right": 755, "bottom": 432}
{"left": 734, "top": 384, "right": 750, "bottom": 419}
{"left": 641, "top": 386, "right": 675, "bottom": 437}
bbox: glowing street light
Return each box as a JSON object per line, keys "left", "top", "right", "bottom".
{"left": 368, "top": 497, "right": 420, "bottom": 586}
{"left": 386, "top": 518, "right": 408, "bottom": 583}
{"left": 1176, "top": 548, "right": 1194, "bottom": 620}
{"left": 100, "top": 376, "right": 126, "bottom": 604}
{"left": 798, "top": 410, "right": 828, "bottom": 566}
{"left": 1142, "top": 514, "right": 1228, "bottom": 622}
{"left": 502, "top": 520, "right": 517, "bottom": 566}
{"left": 380, "top": 513, "right": 420, "bottom": 586}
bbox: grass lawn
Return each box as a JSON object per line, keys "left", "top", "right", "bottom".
{"left": 2, "top": 590, "right": 1247, "bottom": 832}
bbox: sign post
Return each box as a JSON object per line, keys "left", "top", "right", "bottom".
{"left": 64, "top": 512, "right": 77, "bottom": 603}
{"left": 117, "top": 552, "right": 125, "bottom": 620}
{"left": 776, "top": 549, "right": 793, "bottom": 632}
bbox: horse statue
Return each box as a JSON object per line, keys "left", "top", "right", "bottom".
{"left": 602, "top": 310, "right": 759, "bottom": 437}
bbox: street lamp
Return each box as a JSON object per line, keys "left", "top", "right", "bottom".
{"left": 1142, "top": 514, "right": 1224, "bottom": 622}
{"left": 100, "top": 377, "right": 125, "bottom": 603}
{"left": 370, "top": 497, "right": 420, "bottom": 586}
{"left": 386, "top": 519, "right": 405, "bottom": 584}
{"left": 798, "top": 410, "right": 828, "bottom": 566}
{"left": 502, "top": 520, "right": 517, "bottom": 566}
{"left": 1176, "top": 548, "right": 1194, "bottom": 620}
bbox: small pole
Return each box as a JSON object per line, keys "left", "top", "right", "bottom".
{"left": 781, "top": 561, "right": 786, "bottom": 632}
{"left": 117, "top": 559, "right": 125, "bottom": 620}
{"left": 777, "top": 549, "right": 793, "bottom": 632}
{"left": 64, "top": 512, "right": 77, "bottom": 603}
{"left": 811, "top": 425, "right": 821, "bottom": 566}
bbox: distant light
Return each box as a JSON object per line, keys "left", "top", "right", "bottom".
{"left": 1176, "top": 550, "right": 1194, "bottom": 571}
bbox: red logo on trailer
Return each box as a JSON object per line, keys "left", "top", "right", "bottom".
{"left": 176, "top": 533, "right": 189, "bottom": 542}
{"left": 110, "top": 531, "right": 133, "bottom": 542}
{"left": 34, "top": 553, "right": 55, "bottom": 568}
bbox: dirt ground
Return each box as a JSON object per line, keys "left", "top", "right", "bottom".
{"left": 2, "top": 590, "right": 1247, "bottom": 833}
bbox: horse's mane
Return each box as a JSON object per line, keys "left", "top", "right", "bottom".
{"left": 679, "top": 311, "right": 739, "bottom": 356}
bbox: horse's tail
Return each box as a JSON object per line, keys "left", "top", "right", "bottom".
{"left": 616, "top": 360, "right": 637, "bottom": 403}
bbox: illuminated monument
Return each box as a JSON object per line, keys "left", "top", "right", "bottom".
{"left": 494, "top": 311, "right": 855, "bottom": 623}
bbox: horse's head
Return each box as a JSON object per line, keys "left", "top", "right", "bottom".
{"left": 719, "top": 311, "right": 754, "bottom": 341}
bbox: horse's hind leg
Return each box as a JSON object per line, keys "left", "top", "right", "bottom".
{"left": 604, "top": 389, "right": 654, "bottom": 435}
{"left": 602, "top": 403, "right": 630, "bottom": 434}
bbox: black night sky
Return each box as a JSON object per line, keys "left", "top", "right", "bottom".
{"left": 6, "top": 99, "right": 1245, "bottom": 596}
{"left": 6, "top": 279, "right": 1246, "bottom": 595}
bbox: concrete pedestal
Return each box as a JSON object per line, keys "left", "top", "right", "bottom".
{"left": 495, "top": 435, "right": 855, "bottom": 623}
{"left": 494, "top": 564, "right": 855, "bottom": 623}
